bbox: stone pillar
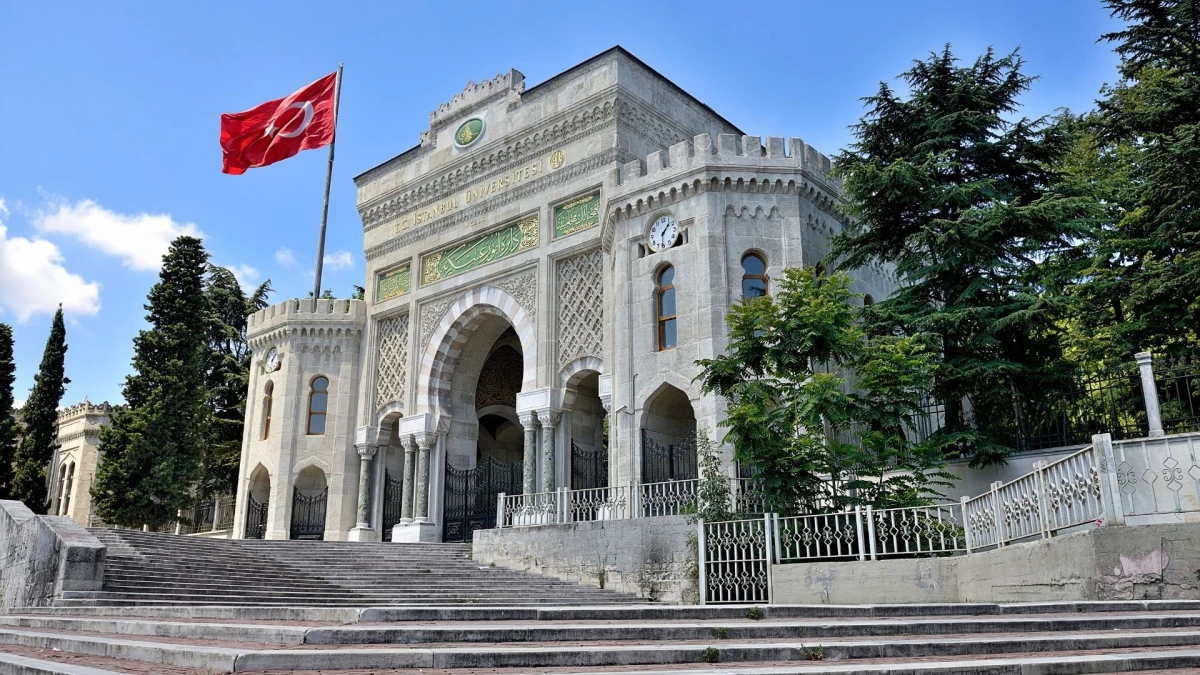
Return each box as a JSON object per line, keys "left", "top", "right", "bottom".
{"left": 1135, "top": 352, "right": 1164, "bottom": 437}
{"left": 354, "top": 445, "right": 376, "bottom": 529}
{"left": 414, "top": 435, "right": 433, "bottom": 522}
{"left": 519, "top": 411, "right": 538, "bottom": 494}
{"left": 400, "top": 435, "right": 417, "bottom": 523}
{"left": 540, "top": 409, "right": 562, "bottom": 494}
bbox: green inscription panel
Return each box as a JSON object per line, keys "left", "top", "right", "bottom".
{"left": 375, "top": 265, "right": 411, "bottom": 303}
{"left": 421, "top": 215, "right": 538, "bottom": 285}
{"left": 554, "top": 192, "right": 600, "bottom": 238}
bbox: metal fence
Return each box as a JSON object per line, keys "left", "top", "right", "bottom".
{"left": 698, "top": 515, "right": 773, "bottom": 604}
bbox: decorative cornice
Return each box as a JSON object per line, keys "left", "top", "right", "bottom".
{"left": 364, "top": 148, "right": 617, "bottom": 262}
{"left": 429, "top": 69, "right": 525, "bottom": 127}
{"left": 359, "top": 96, "right": 618, "bottom": 232}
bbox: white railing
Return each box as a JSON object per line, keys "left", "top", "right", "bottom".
{"left": 699, "top": 515, "right": 772, "bottom": 604}
{"left": 774, "top": 510, "right": 863, "bottom": 562}
{"left": 962, "top": 443, "right": 1105, "bottom": 550}
{"left": 868, "top": 503, "right": 966, "bottom": 557}
{"left": 499, "top": 491, "right": 560, "bottom": 527}
{"left": 638, "top": 479, "right": 698, "bottom": 518}
{"left": 731, "top": 477, "right": 767, "bottom": 514}
{"left": 566, "top": 484, "right": 634, "bottom": 522}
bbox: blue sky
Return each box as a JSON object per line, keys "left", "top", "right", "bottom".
{"left": 0, "top": 1, "right": 1121, "bottom": 406}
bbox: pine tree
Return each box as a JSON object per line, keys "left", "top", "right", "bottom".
{"left": 11, "top": 308, "right": 69, "bottom": 510}
{"left": 202, "top": 265, "right": 270, "bottom": 495}
{"left": 0, "top": 323, "right": 17, "bottom": 499}
{"left": 831, "top": 47, "right": 1097, "bottom": 466}
{"left": 91, "top": 237, "right": 212, "bottom": 528}
{"left": 1078, "top": 0, "right": 1200, "bottom": 358}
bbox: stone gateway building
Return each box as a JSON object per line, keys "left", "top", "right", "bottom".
{"left": 232, "top": 47, "right": 895, "bottom": 542}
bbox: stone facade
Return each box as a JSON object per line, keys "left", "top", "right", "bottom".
{"left": 47, "top": 399, "right": 111, "bottom": 526}
{"left": 234, "top": 47, "right": 896, "bottom": 542}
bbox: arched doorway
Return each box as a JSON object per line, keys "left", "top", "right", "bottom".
{"left": 245, "top": 465, "right": 270, "bottom": 539}
{"left": 442, "top": 322, "right": 525, "bottom": 542}
{"left": 380, "top": 424, "right": 406, "bottom": 541}
{"left": 641, "top": 383, "right": 698, "bottom": 483}
{"left": 290, "top": 465, "right": 328, "bottom": 540}
{"left": 565, "top": 370, "right": 608, "bottom": 490}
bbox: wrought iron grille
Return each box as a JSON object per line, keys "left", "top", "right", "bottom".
{"left": 1158, "top": 354, "right": 1200, "bottom": 434}
{"left": 178, "top": 498, "right": 214, "bottom": 535}
{"left": 699, "top": 516, "right": 772, "bottom": 604}
{"left": 290, "top": 487, "right": 328, "bottom": 540}
{"left": 641, "top": 429, "right": 698, "bottom": 483}
{"left": 244, "top": 495, "right": 268, "bottom": 539}
{"left": 216, "top": 495, "right": 235, "bottom": 531}
{"left": 571, "top": 441, "right": 608, "bottom": 490}
{"left": 382, "top": 471, "right": 404, "bottom": 542}
{"left": 442, "top": 455, "right": 522, "bottom": 542}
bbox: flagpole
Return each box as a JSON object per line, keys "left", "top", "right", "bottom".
{"left": 312, "top": 63, "right": 343, "bottom": 301}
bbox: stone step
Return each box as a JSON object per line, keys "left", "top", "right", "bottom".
{"left": 8, "top": 612, "right": 1200, "bottom": 646}
{"left": 2, "top": 625, "right": 1200, "bottom": 671}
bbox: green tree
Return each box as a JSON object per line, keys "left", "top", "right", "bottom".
{"left": 202, "top": 266, "right": 271, "bottom": 495}
{"left": 11, "top": 307, "right": 69, "bottom": 510}
{"left": 0, "top": 323, "right": 17, "bottom": 498}
{"left": 697, "top": 268, "right": 952, "bottom": 515}
{"left": 91, "top": 237, "right": 213, "bottom": 528}
{"left": 831, "top": 46, "right": 1097, "bottom": 466}
{"left": 1073, "top": 0, "right": 1200, "bottom": 358}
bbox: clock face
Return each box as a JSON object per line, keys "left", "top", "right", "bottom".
{"left": 648, "top": 215, "right": 679, "bottom": 252}
{"left": 265, "top": 347, "right": 280, "bottom": 372}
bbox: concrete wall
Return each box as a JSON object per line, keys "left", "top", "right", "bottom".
{"left": 473, "top": 516, "right": 696, "bottom": 603}
{"left": 0, "top": 500, "right": 105, "bottom": 610}
{"left": 772, "top": 523, "right": 1200, "bottom": 605}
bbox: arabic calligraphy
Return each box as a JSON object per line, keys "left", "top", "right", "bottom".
{"left": 554, "top": 192, "right": 600, "bottom": 238}
{"left": 421, "top": 214, "right": 539, "bottom": 285}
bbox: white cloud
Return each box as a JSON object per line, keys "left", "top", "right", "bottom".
{"left": 0, "top": 198, "right": 8, "bottom": 217}
{"left": 13, "top": 400, "right": 23, "bottom": 409}
{"left": 0, "top": 211, "right": 101, "bottom": 322}
{"left": 34, "top": 196, "right": 203, "bottom": 271}
{"left": 323, "top": 250, "right": 355, "bottom": 271}
{"left": 224, "top": 264, "right": 261, "bottom": 291}
{"left": 274, "top": 247, "right": 298, "bottom": 268}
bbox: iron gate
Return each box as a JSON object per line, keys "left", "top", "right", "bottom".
{"left": 699, "top": 515, "right": 772, "bottom": 604}
{"left": 641, "top": 429, "right": 698, "bottom": 483}
{"left": 244, "top": 495, "right": 268, "bottom": 539}
{"left": 289, "top": 487, "right": 328, "bottom": 540}
{"left": 443, "top": 455, "right": 522, "bottom": 542}
{"left": 382, "top": 471, "right": 404, "bottom": 542}
{"left": 571, "top": 441, "right": 609, "bottom": 490}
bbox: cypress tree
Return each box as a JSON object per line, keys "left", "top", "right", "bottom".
{"left": 0, "top": 323, "right": 16, "bottom": 499}
{"left": 11, "top": 307, "right": 69, "bottom": 510}
{"left": 203, "top": 265, "right": 270, "bottom": 495}
{"left": 91, "top": 237, "right": 212, "bottom": 528}
{"left": 832, "top": 47, "right": 1097, "bottom": 466}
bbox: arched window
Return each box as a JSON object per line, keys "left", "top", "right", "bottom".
{"left": 307, "top": 376, "right": 329, "bottom": 435}
{"left": 59, "top": 462, "right": 75, "bottom": 516}
{"left": 657, "top": 265, "right": 677, "bottom": 351}
{"left": 261, "top": 381, "right": 274, "bottom": 440}
{"left": 741, "top": 253, "right": 768, "bottom": 298}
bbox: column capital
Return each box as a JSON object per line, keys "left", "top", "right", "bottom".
{"left": 1135, "top": 351, "right": 1154, "bottom": 366}
{"left": 416, "top": 433, "right": 437, "bottom": 451}
{"left": 518, "top": 410, "right": 539, "bottom": 428}
{"left": 537, "top": 408, "right": 563, "bottom": 428}
{"left": 355, "top": 444, "right": 378, "bottom": 460}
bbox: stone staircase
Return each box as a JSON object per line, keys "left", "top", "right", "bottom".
{"left": 5, "top": 601, "right": 1200, "bottom": 673}
{"left": 69, "top": 528, "right": 637, "bottom": 607}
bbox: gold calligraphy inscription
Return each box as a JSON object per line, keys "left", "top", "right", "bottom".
{"left": 375, "top": 265, "right": 411, "bottom": 303}
{"left": 421, "top": 214, "right": 539, "bottom": 285}
{"left": 554, "top": 192, "right": 600, "bottom": 238}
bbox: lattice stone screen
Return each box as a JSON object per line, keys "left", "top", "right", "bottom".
{"left": 374, "top": 314, "right": 409, "bottom": 409}
{"left": 556, "top": 249, "right": 603, "bottom": 368}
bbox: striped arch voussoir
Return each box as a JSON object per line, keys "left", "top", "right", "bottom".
{"left": 417, "top": 285, "right": 537, "bottom": 416}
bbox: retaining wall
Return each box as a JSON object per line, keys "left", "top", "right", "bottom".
{"left": 772, "top": 522, "right": 1200, "bottom": 604}
{"left": 472, "top": 516, "right": 696, "bottom": 603}
{"left": 0, "top": 500, "right": 105, "bottom": 610}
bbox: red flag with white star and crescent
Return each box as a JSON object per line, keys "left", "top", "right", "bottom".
{"left": 220, "top": 72, "right": 337, "bottom": 175}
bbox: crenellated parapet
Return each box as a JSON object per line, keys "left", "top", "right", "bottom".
{"left": 247, "top": 298, "right": 368, "bottom": 350}
{"left": 57, "top": 399, "right": 113, "bottom": 422}
{"left": 601, "top": 133, "right": 845, "bottom": 251}
{"left": 428, "top": 69, "right": 525, "bottom": 128}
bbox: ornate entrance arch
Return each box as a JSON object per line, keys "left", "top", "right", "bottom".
{"left": 417, "top": 285, "right": 537, "bottom": 418}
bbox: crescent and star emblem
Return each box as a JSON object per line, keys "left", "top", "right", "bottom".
{"left": 264, "top": 101, "right": 314, "bottom": 138}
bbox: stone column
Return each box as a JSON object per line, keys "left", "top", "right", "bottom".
{"left": 414, "top": 435, "right": 433, "bottom": 522}
{"left": 519, "top": 411, "right": 538, "bottom": 494}
{"left": 354, "top": 444, "right": 377, "bottom": 529}
{"left": 540, "top": 410, "right": 562, "bottom": 494}
{"left": 400, "top": 435, "right": 417, "bottom": 523}
{"left": 1135, "top": 352, "right": 1165, "bottom": 437}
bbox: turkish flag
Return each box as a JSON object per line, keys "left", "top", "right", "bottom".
{"left": 220, "top": 72, "right": 338, "bottom": 175}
